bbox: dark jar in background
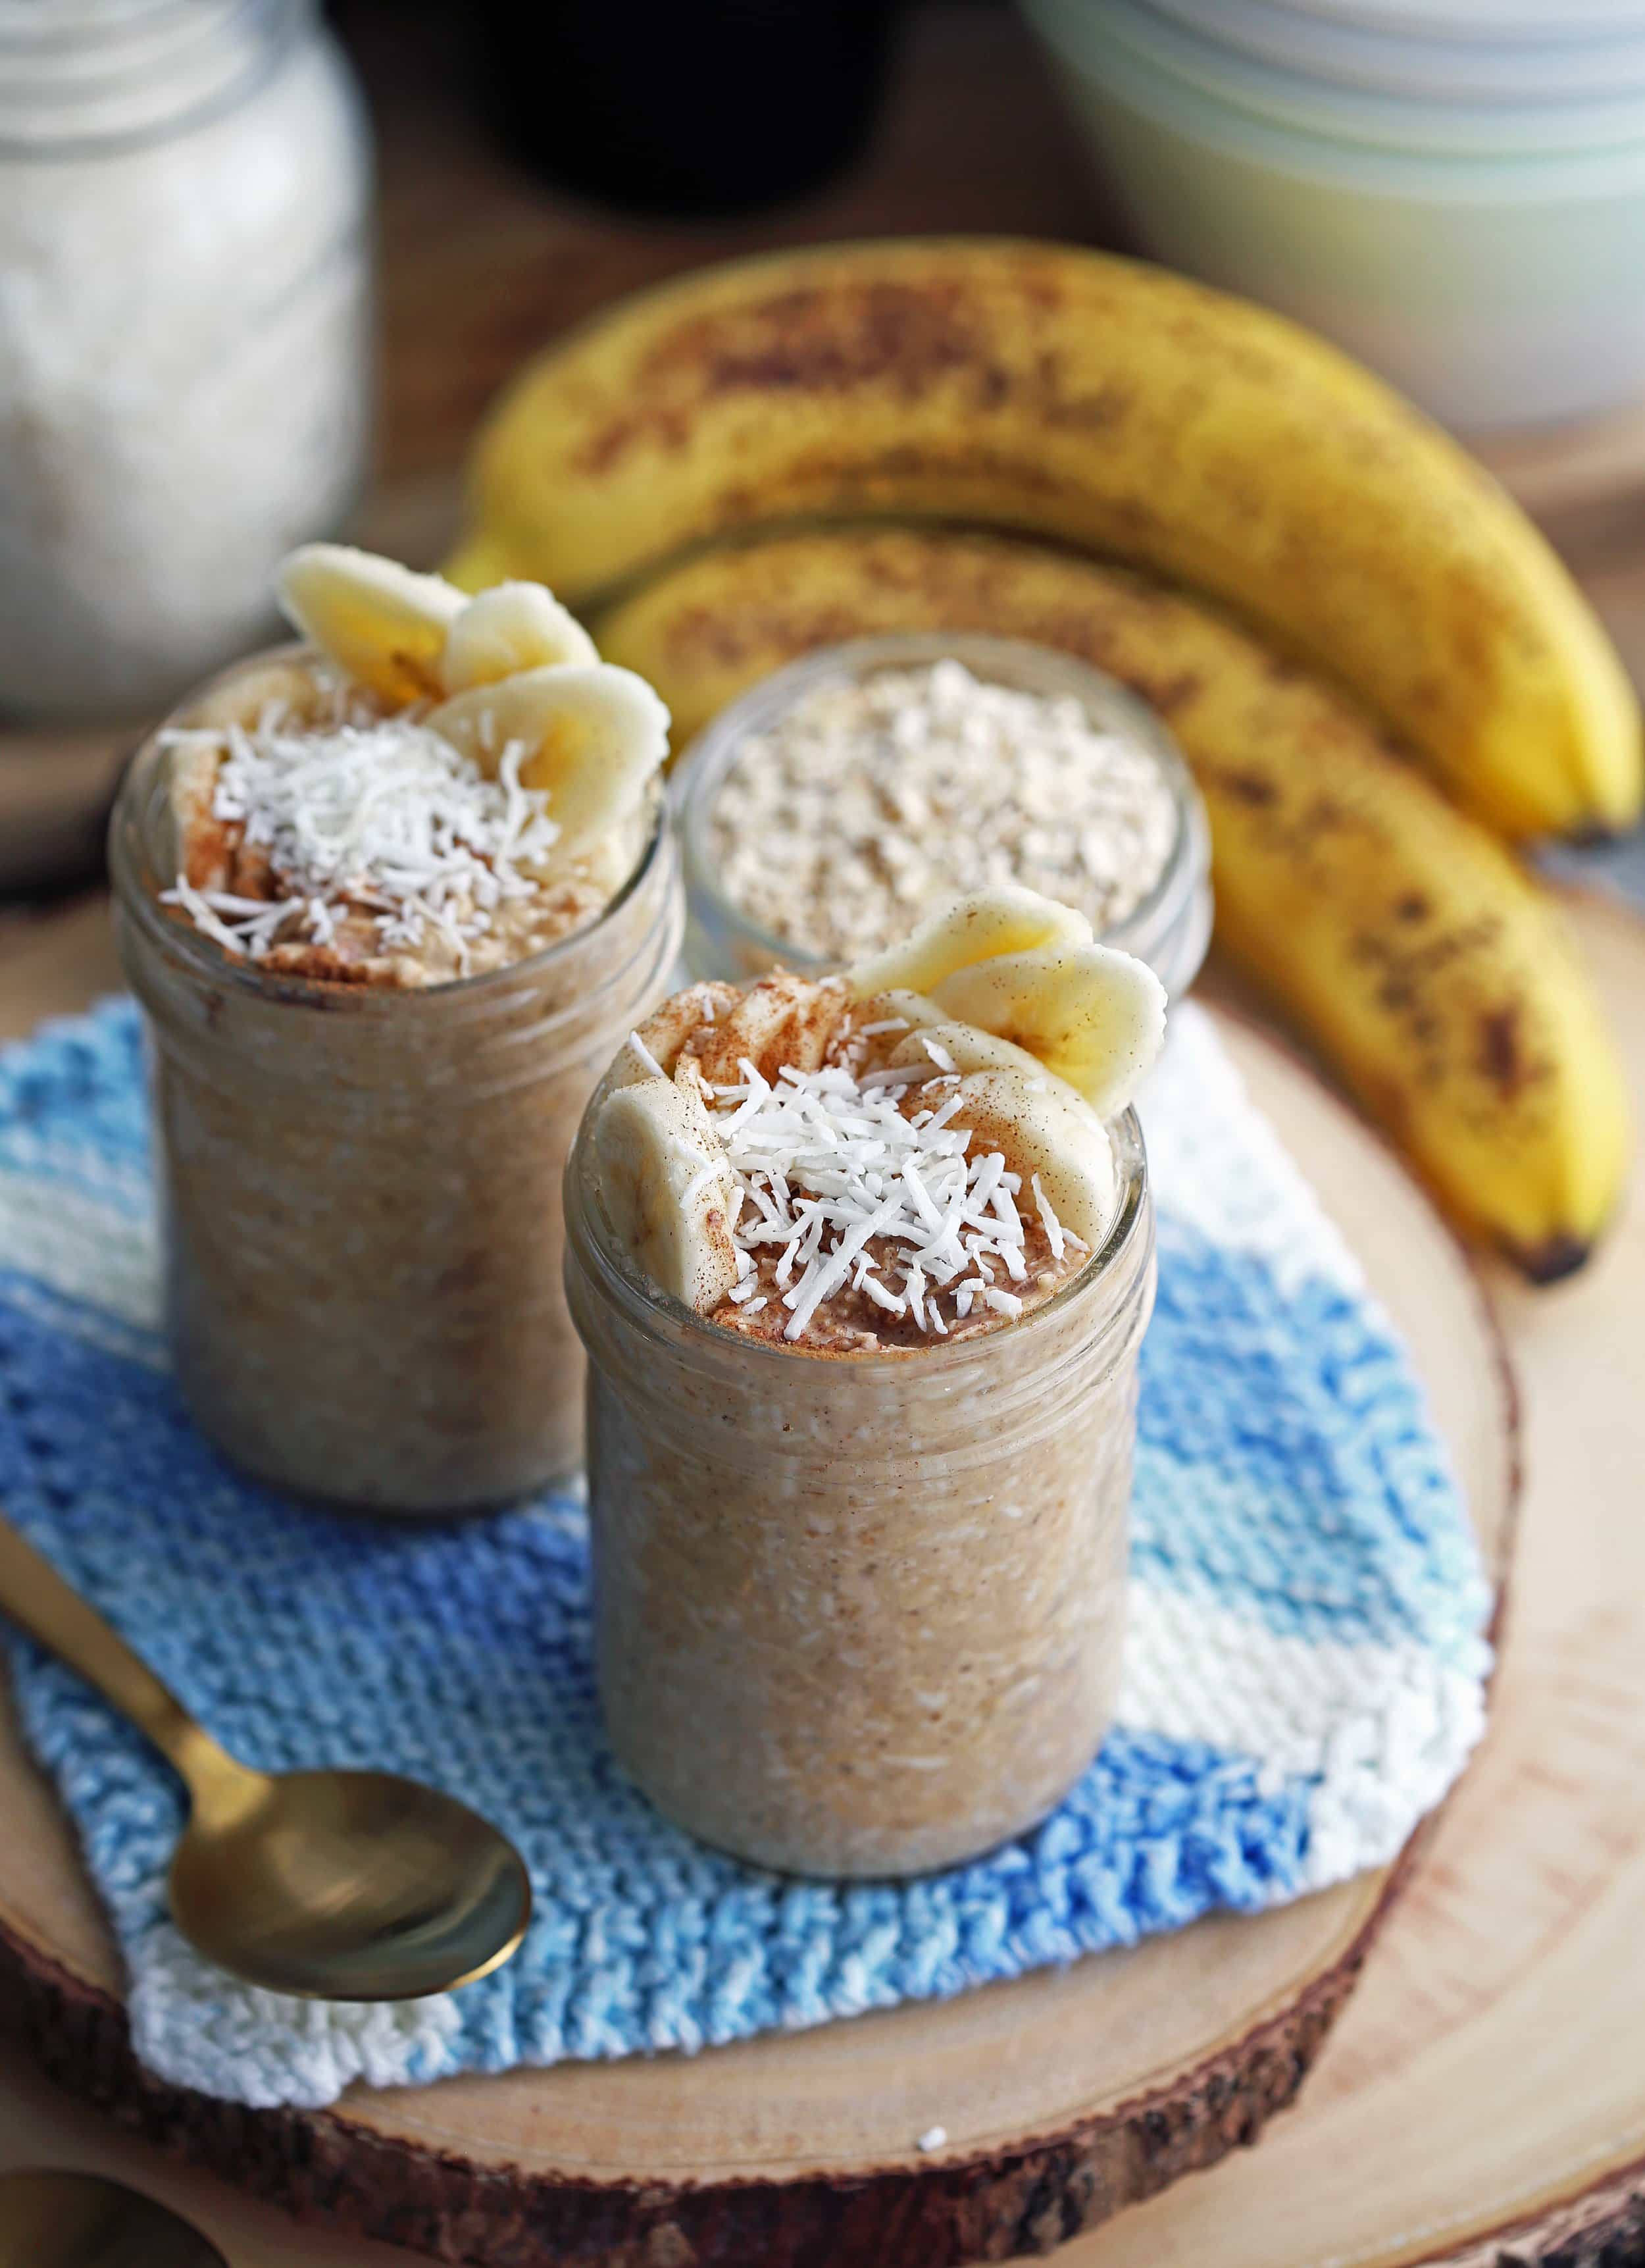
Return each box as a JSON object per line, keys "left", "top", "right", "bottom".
{"left": 474, "top": 0, "right": 904, "bottom": 217}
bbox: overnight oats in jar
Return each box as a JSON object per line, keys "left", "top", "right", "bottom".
{"left": 564, "top": 887, "right": 1162, "bottom": 1874}
{"left": 110, "top": 546, "right": 682, "bottom": 1514}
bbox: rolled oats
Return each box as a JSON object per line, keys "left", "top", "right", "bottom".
{"left": 704, "top": 660, "right": 1178, "bottom": 960}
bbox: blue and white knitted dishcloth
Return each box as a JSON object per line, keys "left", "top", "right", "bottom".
{"left": 0, "top": 998, "right": 1492, "bottom": 2112}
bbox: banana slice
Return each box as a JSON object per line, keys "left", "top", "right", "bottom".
{"left": 276, "top": 544, "right": 466, "bottom": 706}
{"left": 559, "top": 823, "right": 644, "bottom": 905}
{"left": 166, "top": 738, "right": 230, "bottom": 890}
{"left": 947, "top": 1066, "right": 1117, "bottom": 1247}
{"left": 166, "top": 656, "right": 328, "bottom": 887}
{"left": 846, "top": 885, "right": 1092, "bottom": 1001}
{"left": 426, "top": 663, "right": 670, "bottom": 856}
{"left": 886, "top": 1018, "right": 1059, "bottom": 1084}
{"left": 881, "top": 1019, "right": 1117, "bottom": 1242}
{"left": 607, "top": 983, "right": 744, "bottom": 1092}
{"left": 929, "top": 942, "right": 1167, "bottom": 1119}
{"left": 593, "top": 1075, "right": 741, "bottom": 1311}
{"left": 853, "top": 987, "right": 948, "bottom": 1041}
{"left": 440, "top": 581, "right": 599, "bottom": 693}
{"left": 687, "top": 971, "right": 846, "bottom": 1087}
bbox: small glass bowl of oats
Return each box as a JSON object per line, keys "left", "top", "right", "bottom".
{"left": 674, "top": 632, "right": 1213, "bottom": 998}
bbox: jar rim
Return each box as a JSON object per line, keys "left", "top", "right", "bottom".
{"left": 565, "top": 1082, "right": 1153, "bottom": 1377}
{"left": 107, "top": 641, "right": 675, "bottom": 1018}
{"left": 672, "top": 630, "right": 1212, "bottom": 995}
{"left": 0, "top": 0, "right": 307, "bottom": 158}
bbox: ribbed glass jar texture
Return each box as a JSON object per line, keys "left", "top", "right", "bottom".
{"left": 109, "top": 650, "right": 684, "bottom": 1515}
{"left": 0, "top": 0, "right": 372, "bottom": 717}
{"left": 565, "top": 1085, "right": 1155, "bottom": 1876}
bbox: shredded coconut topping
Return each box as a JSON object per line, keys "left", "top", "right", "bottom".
{"left": 161, "top": 693, "right": 561, "bottom": 973}
{"left": 702, "top": 1048, "right": 1084, "bottom": 1344}
{"left": 705, "top": 658, "right": 1178, "bottom": 961}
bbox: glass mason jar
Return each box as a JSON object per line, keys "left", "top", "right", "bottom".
{"left": 565, "top": 1093, "right": 1155, "bottom": 1876}
{"left": 675, "top": 632, "right": 1214, "bottom": 1002}
{"left": 0, "top": 0, "right": 372, "bottom": 719}
{"left": 109, "top": 650, "right": 684, "bottom": 1516}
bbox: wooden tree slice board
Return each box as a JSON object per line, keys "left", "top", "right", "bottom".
{"left": 0, "top": 919, "right": 1517, "bottom": 2265}
{"left": 1067, "top": 889, "right": 1645, "bottom": 2268}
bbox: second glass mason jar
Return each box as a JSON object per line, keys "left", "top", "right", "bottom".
{"left": 110, "top": 652, "right": 684, "bottom": 1516}
{"left": 565, "top": 1098, "right": 1155, "bottom": 1877}
{"left": 675, "top": 632, "right": 1214, "bottom": 1002}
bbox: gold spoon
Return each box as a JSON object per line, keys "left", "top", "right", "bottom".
{"left": 0, "top": 2170, "right": 226, "bottom": 2268}
{"left": 0, "top": 1514, "right": 530, "bottom": 1999}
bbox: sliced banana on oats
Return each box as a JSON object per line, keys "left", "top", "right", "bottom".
{"left": 559, "top": 826, "right": 645, "bottom": 904}
{"left": 886, "top": 1017, "right": 1050, "bottom": 1082}
{"left": 426, "top": 663, "right": 671, "bottom": 856}
{"left": 439, "top": 580, "right": 599, "bottom": 692}
{"left": 882, "top": 1019, "right": 1118, "bottom": 1244}
{"left": 594, "top": 1076, "right": 740, "bottom": 1312}
{"left": 276, "top": 544, "right": 466, "bottom": 706}
{"left": 607, "top": 985, "right": 744, "bottom": 1093}
{"left": 165, "top": 736, "right": 230, "bottom": 890}
{"left": 851, "top": 887, "right": 1166, "bottom": 1118}
{"left": 928, "top": 942, "right": 1167, "bottom": 1119}
{"left": 861, "top": 987, "right": 948, "bottom": 1038}
{"left": 846, "top": 885, "right": 1093, "bottom": 1000}
{"left": 275, "top": 546, "right": 669, "bottom": 860}
{"left": 687, "top": 971, "right": 844, "bottom": 1088}
{"left": 948, "top": 1067, "right": 1118, "bottom": 1247}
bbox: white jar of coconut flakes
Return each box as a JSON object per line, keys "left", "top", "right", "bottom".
{"left": 0, "top": 0, "right": 371, "bottom": 720}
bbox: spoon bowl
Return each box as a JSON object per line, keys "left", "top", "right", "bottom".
{"left": 169, "top": 1766, "right": 533, "bottom": 2000}
{"left": 0, "top": 2170, "right": 227, "bottom": 2268}
{"left": 0, "top": 1512, "right": 532, "bottom": 2000}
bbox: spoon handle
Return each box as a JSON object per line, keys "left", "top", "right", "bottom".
{"left": 0, "top": 1511, "right": 226, "bottom": 1782}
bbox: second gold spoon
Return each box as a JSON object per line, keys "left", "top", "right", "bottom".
{"left": 0, "top": 1514, "right": 530, "bottom": 1999}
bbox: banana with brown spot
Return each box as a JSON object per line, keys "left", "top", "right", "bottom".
{"left": 459, "top": 239, "right": 1639, "bottom": 837}
{"left": 601, "top": 524, "right": 1630, "bottom": 1276}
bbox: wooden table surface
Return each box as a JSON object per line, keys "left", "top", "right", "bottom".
{"left": 6, "top": 4, "right": 1645, "bottom": 2259}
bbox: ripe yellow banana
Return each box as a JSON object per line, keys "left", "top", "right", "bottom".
{"left": 455, "top": 238, "right": 1641, "bottom": 840}
{"left": 598, "top": 526, "right": 1629, "bottom": 1276}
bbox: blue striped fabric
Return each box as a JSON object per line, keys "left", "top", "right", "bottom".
{"left": 0, "top": 999, "right": 1490, "bottom": 2110}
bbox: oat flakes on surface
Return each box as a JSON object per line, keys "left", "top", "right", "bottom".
{"left": 705, "top": 659, "right": 1178, "bottom": 961}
